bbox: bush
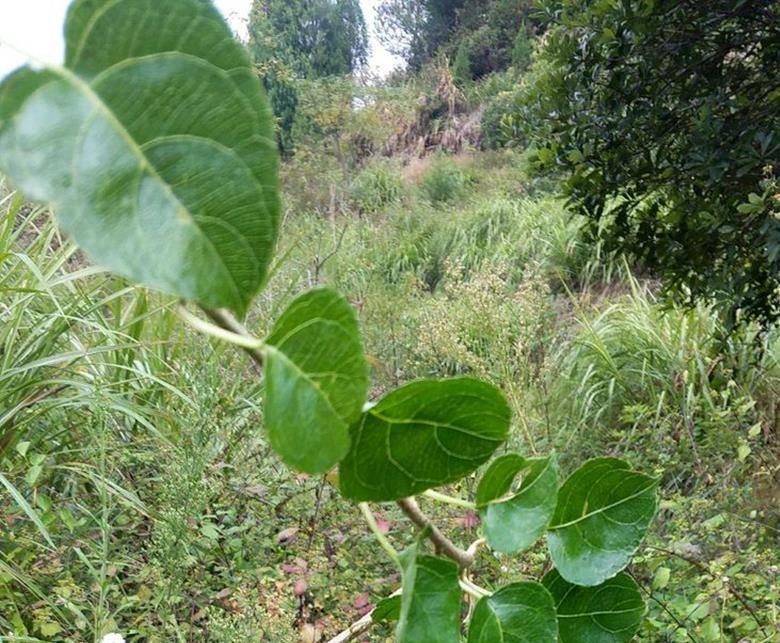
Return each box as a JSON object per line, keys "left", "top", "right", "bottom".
{"left": 513, "top": 0, "right": 780, "bottom": 325}
{"left": 350, "top": 161, "right": 406, "bottom": 213}
{"left": 419, "top": 156, "right": 468, "bottom": 205}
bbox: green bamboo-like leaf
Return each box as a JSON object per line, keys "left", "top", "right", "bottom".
{"left": 547, "top": 458, "right": 659, "bottom": 586}
{"left": 264, "top": 288, "right": 368, "bottom": 474}
{"left": 396, "top": 544, "right": 461, "bottom": 643}
{"left": 468, "top": 581, "right": 558, "bottom": 643}
{"left": 542, "top": 569, "right": 645, "bottom": 642}
{"left": 339, "top": 378, "right": 510, "bottom": 501}
{"left": 0, "top": 0, "right": 279, "bottom": 315}
{"left": 476, "top": 454, "right": 558, "bottom": 554}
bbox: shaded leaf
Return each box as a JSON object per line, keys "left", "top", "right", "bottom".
{"left": 547, "top": 458, "right": 658, "bottom": 585}
{"left": 0, "top": 0, "right": 279, "bottom": 315}
{"left": 372, "top": 595, "right": 402, "bottom": 623}
{"left": 340, "top": 378, "right": 510, "bottom": 501}
{"left": 542, "top": 569, "right": 645, "bottom": 642}
{"left": 396, "top": 544, "right": 461, "bottom": 643}
{"left": 468, "top": 581, "right": 558, "bottom": 643}
{"left": 477, "top": 454, "right": 558, "bottom": 554}
{"left": 264, "top": 288, "right": 368, "bottom": 474}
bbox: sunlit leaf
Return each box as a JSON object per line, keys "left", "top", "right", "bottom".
{"left": 547, "top": 458, "right": 658, "bottom": 586}
{"left": 339, "top": 378, "right": 510, "bottom": 501}
{"left": 476, "top": 454, "right": 558, "bottom": 554}
{"left": 0, "top": 0, "right": 279, "bottom": 315}
{"left": 468, "top": 581, "right": 558, "bottom": 643}
{"left": 264, "top": 288, "right": 368, "bottom": 474}
{"left": 542, "top": 569, "right": 645, "bottom": 642}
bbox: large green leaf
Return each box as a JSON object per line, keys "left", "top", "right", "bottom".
{"left": 264, "top": 288, "right": 368, "bottom": 474}
{"left": 476, "top": 454, "right": 558, "bottom": 554}
{"left": 468, "top": 581, "right": 558, "bottom": 643}
{"left": 542, "top": 569, "right": 645, "bottom": 642}
{"left": 547, "top": 458, "right": 658, "bottom": 586}
{"left": 396, "top": 544, "right": 461, "bottom": 643}
{"left": 339, "top": 378, "right": 510, "bottom": 501}
{"left": 0, "top": 0, "right": 279, "bottom": 315}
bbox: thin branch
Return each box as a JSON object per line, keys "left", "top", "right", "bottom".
{"left": 466, "top": 538, "right": 486, "bottom": 559}
{"left": 422, "top": 489, "right": 476, "bottom": 510}
{"left": 396, "top": 498, "right": 474, "bottom": 568}
{"left": 326, "top": 589, "right": 402, "bottom": 643}
{"left": 359, "top": 503, "right": 399, "bottom": 564}
{"left": 647, "top": 545, "right": 770, "bottom": 638}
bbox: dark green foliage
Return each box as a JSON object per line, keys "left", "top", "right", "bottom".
{"left": 543, "top": 569, "right": 645, "bottom": 642}
{"left": 397, "top": 544, "right": 462, "bottom": 642}
{"left": 249, "top": 0, "right": 368, "bottom": 153}
{"left": 476, "top": 455, "right": 558, "bottom": 554}
{"left": 468, "top": 582, "right": 558, "bottom": 642}
{"left": 514, "top": 0, "right": 780, "bottom": 325}
{"left": 339, "top": 378, "right": 510, "bottom": 501}
{"left": 377, "top": 0, "right": 534, "bottom": 75}
{"left": 548, "top": 458, "right": 659, "bottom": 586}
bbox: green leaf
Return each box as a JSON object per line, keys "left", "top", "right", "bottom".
{"left": 264, "top": 288, "right": 368, "bottom": 474}
{"left": 372, "top": 595, "right": 402, "bottom": 623}
{"left": 0, "top": 0, "right": 279, "bottom": 315}
{"left": 542, "top": 569, "right": 645, "bottom": 642}
{"left": 547, "top": 458, "right": 658, "bottom": 586}
{"left": 652, "top": 566, "right": 670, "bottom": 590}
{"left": 15, "top": 441, "right": 30, "bottom": 458}
{"left": 396, "top": 544, "right": 461, "bottom": 643}
{"left": 25, "top": 464, "right": 43, "bottom": 486}
{"left": 468, "top": 582, "right": 558, "bottom": 643}
{"left": 339, "top": 378, "right": 510, "bottom": 501}
{"left": 476, "top": 454, "right": 558, "bottom": 554}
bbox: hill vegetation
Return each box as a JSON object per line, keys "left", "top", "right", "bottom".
{"left": 0, "top": 0, "right": 778, "bottom": 641}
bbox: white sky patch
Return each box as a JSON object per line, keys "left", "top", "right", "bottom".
{"left": 0, "top": 0, "right": 400, "bottom": 79}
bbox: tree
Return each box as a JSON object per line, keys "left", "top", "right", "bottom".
{"left": 513, "top": 0, "right": 780, "bottom": 326}
{"left": 0, "top": 1, "right": 658, "bottom": 640}
{"left": 249, "top": 0, "right": 368, "bottom": 153}
{"left": 376, "top": 0, "right": 431, "bottom": 69}
{"left": 377, "top": 0, "right": 535, "bottom": 76}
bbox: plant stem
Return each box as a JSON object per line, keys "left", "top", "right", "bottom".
{"left": 466, "top": 538, "right": 486, "bottom": 558}
{"left": 423, "top": 489, "right": 476, "bottom": 510}
{"left": 396, "top": 498, "right": 474, "bottom": 568}
{"left": 177, "top": 304, "right": 265, "bottom": 365}
{"left": 459, "top": 577, "right": 491, "bottom": 599}
{"left": 359, "top": 503, "right": 399, "bottom": 564}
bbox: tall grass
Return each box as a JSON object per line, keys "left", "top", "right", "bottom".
{"left": 546, "top": 275, "right": 779, "bottom": 486}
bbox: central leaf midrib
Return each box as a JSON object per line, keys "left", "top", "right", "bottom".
{"left": 52, "top": 60, "right": 244, "bottom": 308}
{"left": 549, "top": 479, "right": 657, "bottom": 530}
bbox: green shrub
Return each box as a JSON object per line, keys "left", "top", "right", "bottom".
{"left": 350, "top": 161, "right": 406, "bottom": 213}
{"left": 419, "top": 157, "right": 468, "bottom": 205}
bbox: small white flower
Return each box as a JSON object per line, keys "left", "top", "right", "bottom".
{"left": 101, "top": 634, "right": 126, "bottom": 643}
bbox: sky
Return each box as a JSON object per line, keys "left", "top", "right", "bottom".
{"left": 0, "top": 0, "right": 401, "bottom": 79}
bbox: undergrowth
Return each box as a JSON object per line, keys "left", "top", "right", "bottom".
{"left": 1, "top": 144, "right": 778, "bottom": 642}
